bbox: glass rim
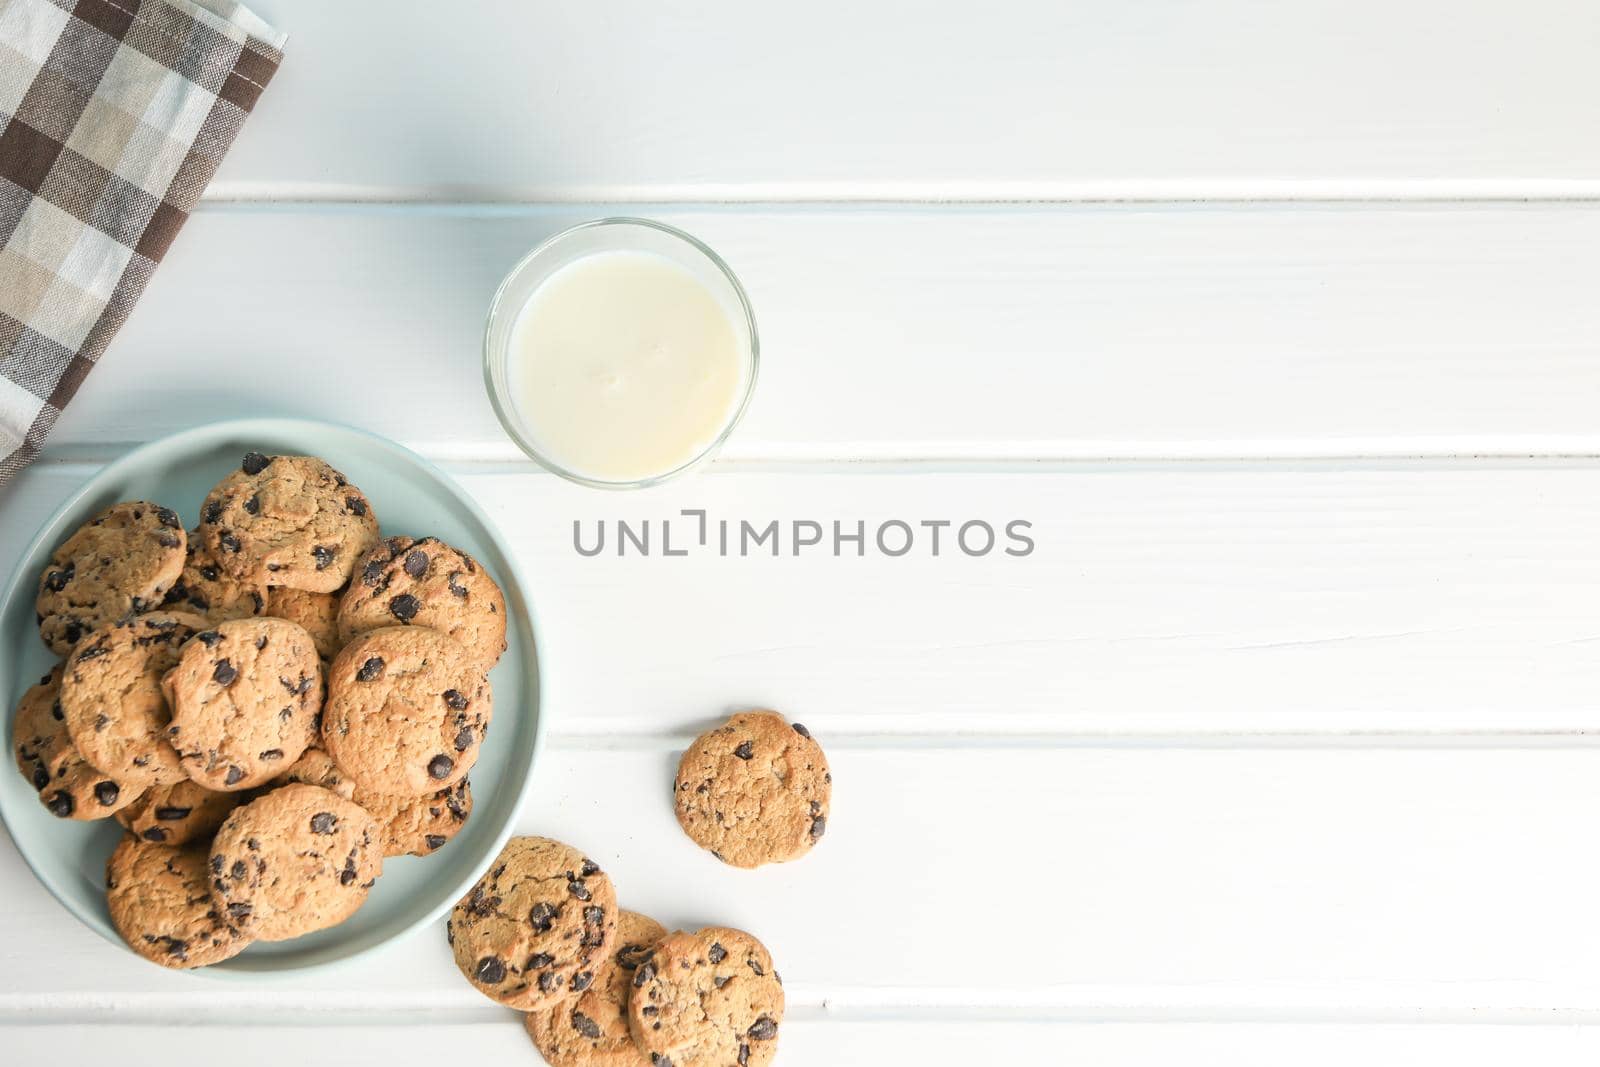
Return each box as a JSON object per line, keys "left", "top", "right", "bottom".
{"left": 482, "top": 216, "right": 760, "bottom": 490}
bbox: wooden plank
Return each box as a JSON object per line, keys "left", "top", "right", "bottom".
{"left": 9, "top": 747, "right": 1600, "bottom": 1016}
{"left": 5, "top": 463, "right": 1599, "bottom": 735}
{"left": 219, "top": 1, "right": 1600, "bottom": 197}
{"left": 38, "top": 203, "right": 1600, "bottom": 459}
{"left": 10, "top": 1022, "right": 1600, "bottom": 1066}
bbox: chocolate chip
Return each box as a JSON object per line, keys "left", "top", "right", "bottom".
{"left": 310, "top": 812, "right": 337, "bottom": 834}
{"left": 42, "top": 562, "right": 74, "bottom": 591}
{"left": 227, "top": 902, "right": 252, "bottom": 920}
{"left": 428, "top": 754, "right": 454, "bottom": 779}
{"left": 529, "top": 902, "right": 558, "bottom": 932}
{"left": 153, "top": 506, "right": 180, "bottom": 529}
{"left": 580, "top": 858, "right": 601, "bottom": 877}
{"left": 356, "top": 657, "right": 384, "bottom": 681}
{"left": 651, "top": 1055, "right": 674, "bottom": 1067}
{"left": 443, "top": 689, "right": 467, "bottom": 710}
{"left": 792, "top": 722, "right": 811, "bottom": 738}
{"left": 708, "top": 942, "right": 727, "bottom": 964}
{"left": 448, "top": 572, "right": 469, "bottom": 598}
{"left": 156, "top": 532, "right": 180, "bottom": 548}
{"left": 424, "top": 834, "right": 447, "bottom": 850}
{"left": 738, "top": 1045, "right": 750, "bottom": 1066}
{"left": 633, "top": 962, "right": 655, "bottom": 988}
{"left": 242, "top": 452, "right": 270, "bottom": 475}
{"left": 403, "top": 550, "right": 429, "bottom": 578}
{"left": 29, "top": 766, "right": 47, "bottom": 790}
{"left": 312, "top": 545, "right": 335, "bottom": 570}
{"left": 340, "top": 868, "right": 356, "bottom": 886}
{"left": 345, "top": 496, "right": 366, "bottom": 516}
{"left": 219, "top": 531, "right": 240, "bottom": 553}
{"left": 225, "top": 765, "right": 244, "bottom": 786}
{"left": 204, "top": 500, "right": 223, "bottom": 524}
{"left": 747, "top": 1017, "right": 778, "bottom": 1041}
{"left": 570, "top": 1012, "right": 601, "bottom": 1039}
{"left": 734, "top": 740, "right": 755, "bottom": 760}
{"left": 198, "top": 630, "right": 223, "bottom": 647}
{"left": 230, "top": 859, "right": 247, "bottom": 879}
{"left": 474, "top": 956, "right": 507, "bottom": 984}
{"left": 538, "top": 971, "right": 559, "bottom": 993}
{"left": 567, "top": 880, "right": 591, "bottom": 901}
{"left": 260, "top": 748, "right": 284, "bottom": 761}
{"left": 617, "top": 943, "right": 652, "bottom": 969}
{"left": 44, "top": 790, "right": 74, "bottom": 817}
{"left": 362, "top": 559, "right": 386, "bottom": 587}
{"left": 453, "top": 727, "right": 475, "bottom": 752}
{"left": 570, "top": 972, "right": 593, "bottom": 992}
{"left": 714, "top": 975, "right": 731, "bottom": 989}
{"left": 155, "top": 805, "right": 191, "bottom": 821}
{"left": 389, "top": 593, "right": 420, "bottom": 621}
{"left": 142, "top": 827, "right": 168, "bottom": 842}
{"left": 93, "top": 781, "right": 119, "bottom": 806}
{"left": 213, "top": 659, "right": 238, "bottom": 685}
{"left": 62, "top": 620, "right": 83, "bottom": 644}
{"left": 528, "top": 952, "right": 555, "bottom": 969}
{"left": 810, "top": 815, "right": 826, "bottom": 840}
{"left": 747, "top": 958, "right": 765, "bottom": 976}
{"left": 243, "top": 494, "right": 260, "bottom": 515}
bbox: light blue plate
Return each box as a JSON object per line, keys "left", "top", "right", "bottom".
{"left": 0, "top": 418, "right": 544, "bottom": 975}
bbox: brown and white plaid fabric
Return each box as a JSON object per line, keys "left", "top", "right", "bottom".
{"left": 0, "top": 0, "right": 282, "bottom": 483}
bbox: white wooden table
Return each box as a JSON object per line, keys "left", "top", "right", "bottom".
{"left": 5, "top": 1, "right": 1600, "bottom": 1062}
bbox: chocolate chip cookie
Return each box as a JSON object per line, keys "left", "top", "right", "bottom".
{"left": 161, "top": 530, "right": 268, "bottom": 622}
{"left": 338, "top": 536, "right": 507, "bottom": 670}
{"left": 199, "top": 453, "right": 379, "bottom": 593}
{"left": 209, "top": 783, "right": 382, "bottom": 941}
{"left": 674, "top": 711, "right": 831, "bottom": 868}
{"left": 162, "top": 617, "right": 322, "bottom": 790}
{"left": 107, "top": 836, "right": 254, "bottom": 968}
{"left": 267, "top": 586, "right": 343, "bottom": 660}
{"left": 116, "top": 778, "right": 241, "bottom": 846}
{"left": 59, "top": 612, "right": 208, "bottom": 788}
{"left": 526, "top": 909, "right": 668, "bottom": 1067}
{"left": 448, "top": 836, "right": 619, "bottom": 1011}
{"left": 628, "top": 927, "right": 785, "bottom": 1067}
{"left": 323, "top": 626, "right": 491, "bottom": 796}
{"left": 276, "top": 747, "right": 472, "bottom": 857}
{"left": 12, "top": 664, "right": 138, "bottom": 820}
{"left": 36, "top": 501, "right": 185, "bottom": 654}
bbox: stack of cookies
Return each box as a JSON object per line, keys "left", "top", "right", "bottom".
{"left": 10, "top": 452, "right": 507, "bottom": 969}
{"left": 449, "top": 836, "right": 788, "bottom": 1067}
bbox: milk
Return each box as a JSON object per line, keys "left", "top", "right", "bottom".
{"left": 506, "top": 251, "right": 748, "bottom": 484}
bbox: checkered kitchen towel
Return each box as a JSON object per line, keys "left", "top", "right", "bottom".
{"left": 0, "top": 0, "right": 282, "bottom": 483}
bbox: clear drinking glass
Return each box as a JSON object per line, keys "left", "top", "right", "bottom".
{"left": 482, "top": 218, "right": 759, "bottom": 489}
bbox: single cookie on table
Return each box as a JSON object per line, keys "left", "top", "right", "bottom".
{"left": 161, "top": 530, "right": 268, "bottom": 622}
{"left": 628, "top": 927, "right": 785, "bottom": 1067}
{"left": 12, "top": 664, "right": 138, "bottom": 820}
{"left": 448, "top": 836, "right": 619, "bottom": 1011}
{"left": 116, "top": 778, "right": 241, "bottom": 846}
{"left": 36, "top": 501, "right": 185, "bottom": 654}
{"left": 58, "top": 612, "right": 209, "bottom": 788}
{"left": 674, "top": 710, "right": 831, "bottom": 868}
{"left": 323, "top": 626, "right": 491, "bottom": 796}
{"left": 267, "top": 586, "right": 343, "bottom": 660}
{"left": 209, "top": 783, "right": 381, "bottom": 941}
{"left": 198, "top": 452, "right": 379, "bottom": 593}
{"left": 161, "top": 617, "right": 322, "bottom": 790}
{"left": 525, "top": 909, "right": 669, "bottom": 1067}
{"left": 276, "top": 748, "right": 473, "bottom": 857}
{"left": 107, "top": 836, "right": 254, "bottom": 968}
{"left": 338, "top": 536, "right": 507, "bottom": 670}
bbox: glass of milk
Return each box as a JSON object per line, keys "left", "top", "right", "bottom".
{"left": 483, "top": 218, "right": 758, "bottom": 488}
